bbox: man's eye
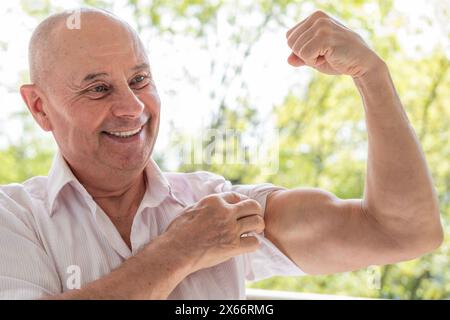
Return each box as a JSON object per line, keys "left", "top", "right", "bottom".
{"left": 91, "top": 85, "right": 109, "bottom": 93}
{"left": 133, "top": 75, "right": 145, "bottom": 83}
{"left": 130, "top": 75, "right": 150, "bottom": 87}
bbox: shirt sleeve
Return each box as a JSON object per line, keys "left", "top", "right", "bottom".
{"left": 201, "top": 172, "right": 306, "bottom": 282}
{"left": 0, "top": 194, "right": 62, "bottom": 299}
{"left": 230, "top": 183, "right": 306, "bottom": 282}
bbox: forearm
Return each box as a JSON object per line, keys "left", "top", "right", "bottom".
{"left": 354, "top": 61, "right": 442, "bottom": 239}
{"left": 43, "top": 234, "right": 192, "bottom": 300}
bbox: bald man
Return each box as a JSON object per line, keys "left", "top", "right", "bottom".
{"left": 0, "top": 8, "right": 443, "bottom": 299}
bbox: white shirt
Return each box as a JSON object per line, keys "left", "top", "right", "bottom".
{"left": 0, "top": 151, "right": 304, "bottom": 299}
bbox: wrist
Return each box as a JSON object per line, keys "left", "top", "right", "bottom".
{"left": 353, "top": 56, "right": 389, "bottom": 87}
{"left": 144, "top": 232, "right": 194, "bottom": 277}
{"left": 134, "top": 233, "right": 194, "bottom": 299}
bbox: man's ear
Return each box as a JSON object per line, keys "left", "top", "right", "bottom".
{"left": 20, "top": 84, "right": 52, "bottom": 132}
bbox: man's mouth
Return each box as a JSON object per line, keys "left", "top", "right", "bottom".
{"left": 103, "top": 125, "right": 144, "bottom": 138}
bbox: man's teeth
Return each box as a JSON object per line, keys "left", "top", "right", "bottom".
{"left": 106, "top": 127, "right": 142, "bottom": 137}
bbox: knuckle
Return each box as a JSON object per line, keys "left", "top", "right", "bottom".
{"left": 211, "top": 193, "right": 224, "bottom": 203}
{"left": 199, "top": 194, "right": 214, "bottom": 204}
{"left": 316, "top": 27, "right": 331, "bottom": 38}
{"left": 236, "top": 199, "right": 260, "bottom": 214}
{"left": 219, "top": 191, "right": 243, "bottom": 205}
{"left": 229, "top": 191, "right": 242, "bottom": 202}
{"left": 315, "top": 17, "right": 331, "bottom": 29}
{"left": 203, "top": 194, "right": 223, "bottom": 206}
{"left": 253, "top": 215, "right": 265, "bottom": 230}
{"left": 249, "top": 199, "right": 263, "bottom": 213}
{"left": 257, "top": 215, "right": 265, "bottom": 227}
{"left": 312, "top": 10, "right": 328, "bottom": 19}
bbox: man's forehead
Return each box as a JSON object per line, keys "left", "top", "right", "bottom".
{"left": 91, "top": 43, "right": 135, "bottom": 57}
{"left": 57, "top": 26, "right": 150, "bottom": 84}
{"left": 62, "top": 45, "right": 149, "bottom": 85}
{"left": 58, "top": 22, "right": 143, "bottom": 57}
{"left": 73, "top": 40, "right": 146, "bottom": 60}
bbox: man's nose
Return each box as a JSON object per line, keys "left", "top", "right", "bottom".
{"left": 111, "top": 87, "right": 145, "bottom": 118}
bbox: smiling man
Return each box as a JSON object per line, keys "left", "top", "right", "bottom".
{"left": 0, "top": 8, "right": 443, "bottom": 299}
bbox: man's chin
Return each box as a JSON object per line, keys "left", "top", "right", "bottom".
{"left": 98, "top": 143, "right": 153, "bottom": 173}
{"left": 110, "top": 151, "right": 152, "bottom": 172}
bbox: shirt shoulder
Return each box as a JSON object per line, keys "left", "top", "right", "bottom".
{"left": 164, "top": 171, "right": 231, "bottom": 203}
{"left": 163, "top": 171, "right": 303, "bottom": 280}
{"left": 0, "top": 176, "right": 48, "bottom": 209}
{"left": 0, "top": 176, "right": 49, "bottom": 234}
{"left": 0, "top": 177, "right": 62, "bottom": 298}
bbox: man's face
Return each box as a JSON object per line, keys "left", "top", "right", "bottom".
{"left": 41, "top": 16, "right": 160, "bottom": 176}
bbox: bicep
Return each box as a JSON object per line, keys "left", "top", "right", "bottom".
{"left": 264, "top": 188, "right": 406, "bottom": 275}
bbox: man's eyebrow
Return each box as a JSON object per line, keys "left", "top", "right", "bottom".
{"left": 79, "top": 63, "right": 150, "bottom": 84}
{"left": 131, "top": 63, "right": 150, "bottom": 72}
{"left": 82, "top": 72, "right": 109, "bottom": 83}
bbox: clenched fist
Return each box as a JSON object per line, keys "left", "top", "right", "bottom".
{"left": 164, "top": 192, "right": 265, "bottom": 273}
{"left": 286, "top": 10, "right": 383, "bottom": 78}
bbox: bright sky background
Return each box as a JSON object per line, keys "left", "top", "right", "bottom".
{"left": 0, "top": 0, "right": 448, "bottom": 169}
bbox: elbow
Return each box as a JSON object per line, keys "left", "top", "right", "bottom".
{"left": 379, "top": 195, "right": 444, "bottom": 261}
{"left": 410, "top": 226, "right": 444, "bottom": 260}
{"left": 421, "top": 219, "right": 444, "bottom": 254}
{"left": 419, "top": 199, "right": 444, "bottom": 254}
{"left": 398, "top": 207, "right": 444, "bottom": 259}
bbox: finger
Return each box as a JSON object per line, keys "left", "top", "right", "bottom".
{"left": 287, "top": 52, "right": 305, "bottom": 67}
{"left": 286, "top": 15, "right": 309, "bottom": 39}
{"left": 218, "top": 191, "right": 249, "bottom": 205}
{"left": 286, "top": 10, "right": 329, "bottom": 43}
{"left": 289, "top": 19, "right": 320, "bottom": 52}
{"left": 237, "top": 215, "right": 265, "bottom": 235}
{"left": 238, "top": 236, "right": 260, "bottom": 253}
{"left": 297, "top": 36, "right": 330, "bottom": 67}
{"left": 315, "top": 56, "right": 327, "bottom": 66}
{"left": 233, "top": 198, "right": 263, "bottom": 219}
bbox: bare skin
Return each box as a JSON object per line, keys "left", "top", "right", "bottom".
{"left": 22, "top": 9, "right": 158, "bottom": 249}
{"left": 264, "top": 11, "right": 443, "bottom": 274}
{"left": 20, "top": 8, "right": 443, "bottom": 299}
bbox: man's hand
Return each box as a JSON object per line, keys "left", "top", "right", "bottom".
{"left": 165, "top": 192, "right": 265, "bottom": 273}
{"left": 45, "top": 192, "right": 264, "bottom": 300}
{"left": 286, "top": 10, "right": 381, "bottom": 78}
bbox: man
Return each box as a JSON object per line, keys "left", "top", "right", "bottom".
{"left": 0, "top": 7, "right": 443, "bottom": 299}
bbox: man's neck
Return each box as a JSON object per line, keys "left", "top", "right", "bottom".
{"left": 68, "top": 162, "right": 148, "bottom": 219}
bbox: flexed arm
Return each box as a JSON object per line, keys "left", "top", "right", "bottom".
{"left": 264, "top": 11, "right": 443, "bottom": 275}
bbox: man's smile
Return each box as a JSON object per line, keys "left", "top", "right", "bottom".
{"left": 101, "top": 124, "right": 146, "bottom": 143}
{"left": 103, "top": 125, "right": 143, "bottom": 137}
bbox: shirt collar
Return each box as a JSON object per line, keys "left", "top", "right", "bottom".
{"left": 47, "top": 150, "right": 178, "bottom": 216}
{"left": 47, "top": 150, "right": 95, "bottom": 216}
{"left": 139, "top": 158, "right": 173, "bottom": 209}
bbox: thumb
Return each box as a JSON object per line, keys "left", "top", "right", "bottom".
{"left": 287, "top": 52, "right": 305, "bottom": 67}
